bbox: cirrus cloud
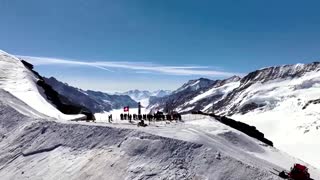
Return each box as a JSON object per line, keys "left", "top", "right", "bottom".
{"left": 18, "top": 55, "right": 243, "bottom": 77}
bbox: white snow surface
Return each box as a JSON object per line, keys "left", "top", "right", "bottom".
{"left": 1, "top": 89, "right": 320, "bottom": 179}
{"left": 95, "top": 109, "right": 320, "bottom": 179}
{"left": 189, "top": 81, "right": 240, "bottom": 104}
{"left": 2, "top": 49, "right": 320, "bottom": 178}
{"left": 0, "top": 50, "right": 84, "bottom": 120}
{"left": 228, "top": 70, "right": 320, "bottom": 167}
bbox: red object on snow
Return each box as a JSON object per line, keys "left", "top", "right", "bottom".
{"left": 275, "top": 163, "right": 313, "bottom": 180}
{"left": 288, "top": 164, "right": 310, "bottom": 180}
{"left": 124, "top": 106, "right": 129, "bottom": 112}
{"left": 294, "top": 164, "right": 307, "bottom": 171}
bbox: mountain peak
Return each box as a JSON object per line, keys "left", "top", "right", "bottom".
{"left": 225, "top": 75, "right": 241, "bottom": 82}
{"left": 174, "top": 78, "right": 215, "bottom": 94}
{"left": 241, "top": 62, "right": 320, "bottom": 85}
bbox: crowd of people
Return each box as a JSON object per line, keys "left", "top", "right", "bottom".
{"left": 103, "top": 111, "right": 182, "bottom": 127}
{"left": 119, "top": 111, "right": 182, "bottom": 123}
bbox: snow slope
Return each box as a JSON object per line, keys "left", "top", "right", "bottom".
{"left": 0, "top": 89, "right": 50, "bottom": 119}
{"left": 228, "top": 70, "right": 320, "bottom": 167}
{"left": 0, "top": 97, "right": 282, "bottom": 180}
{"left": 1, "top": 88, "right": 319, "bottom": 179}
{"left": 188, "top": 81, "right": 240, "bottom": 111}
{"left": 0, "top": 50, "right": 83, "bottom": 120}
{"left": 204, "top": 67, "right": 320, "bottom": 167}
{"left": 147, "top": 76, "right": 241, "bottom": 114}
{"left": 148, "top": 62, "right": 320, "bottom": 168}
{"left": 93, "top": 110, "right": 320, "bottom": 179}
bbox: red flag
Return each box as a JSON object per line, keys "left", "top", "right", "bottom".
{"left": 124, "top": 106, "right": 129, "bottom": 112}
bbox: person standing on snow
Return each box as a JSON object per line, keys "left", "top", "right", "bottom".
{"left": 108, "top": 114, "right": 113, "bottom": 123}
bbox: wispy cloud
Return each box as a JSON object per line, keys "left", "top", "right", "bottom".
{"left": 18, "top": 55, "right": 243, "bottom": 77}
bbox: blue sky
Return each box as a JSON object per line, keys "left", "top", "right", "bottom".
{"left": 1, "top": 0, "right": 320, "bottom": 92}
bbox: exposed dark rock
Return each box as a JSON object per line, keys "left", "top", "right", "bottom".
{"left": 44, "top": 77, "right": 138, "bottom": 113}
{"left": 192, "top": 111, "right": 273, "bottom": 146}
{"left": 302, "top": 98, "right": 320, "bottom": 110}
{"left": 213, "top": 63, "right": 320, "bottom": 115}
{"left": 148, "top": 76, "right": 240, "bottom": 114}
{"left": 150, "top": 62, "right": 320, "bottom": 116}
{"left": 20, "top": 60, "right": 95, "bottom": 120}
{"left": 173, "top": 78, "right": 217, "bottom": 93}
{"left": 241, "top": 62, "right": 320, "bottom": 85}
{"left": 148, "top": 78, "right": 219, "bottom": 113}
{"left": 86, "top": 90, "right": 138, "bottom": 109}
{"left": 239, "top": 103, "right": 265, "bottom": 114}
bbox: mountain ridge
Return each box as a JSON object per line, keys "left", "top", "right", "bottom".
{"left": 0, "top": 50, "right": 86, "bottom": 120}
{"left": 44, "top": 77, "right": 138, "bottom": 113}
{"left": 147, "top": 61, "right": 320, "bottom": 167}
{"left": 115, "top": 89, "right": 171, "bottom": 107}
{"left": 148, "top": 62, "right": 320, "bottom": 114}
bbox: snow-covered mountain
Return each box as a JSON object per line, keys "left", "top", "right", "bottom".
{"left": 148, "top": 76, "right": 240, "bottom": 113}
{"left": 214, "top": 63, "right": 320, "bottom": 115}
{"left": 1, "top": 49, "right": 320, "bottom": 179}
{"left": 174, "top": 77, "right": 217, "bottom": 94}
{"left": 148, "top": 62, "right": 320, "bottom": 167}
{"left": 0, "top": 50, "right": 86, "bottom": 120}
{"left": 44, "top": 77, "right": 138, "bottom": 113}
{"left": 224, "top": 63, "right": 320, "bottom": 168}
{"left": 1, "top": 88, "right": 320, "bottom": 179}
{"left": 152, "top": 89, "right": 172, "bottom": 97}
{"left": 116, "top": 89, "right": 171, "bottom": 107}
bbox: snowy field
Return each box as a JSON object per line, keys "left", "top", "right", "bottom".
{"left": 1, "top": 88, "right": 320, "bottom": 179}
{"left": 233, "top": 107, "right": 320, "bottom": 169}
{"left": 0, "top": 105, "right": 282, "bottom": 179}
{"left": 93, "top": 108, "right": 320, "bottom": 179}
{"left": 228, "top": 70, "right": 320, "bottom": 168}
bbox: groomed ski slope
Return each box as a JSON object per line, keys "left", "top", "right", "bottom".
{"left": 0, "top": 50, "right": 84, "bottom": 120}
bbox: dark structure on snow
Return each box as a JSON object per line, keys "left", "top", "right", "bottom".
{"left": 192, "top": 111, "right": 273, "bottom": 146}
